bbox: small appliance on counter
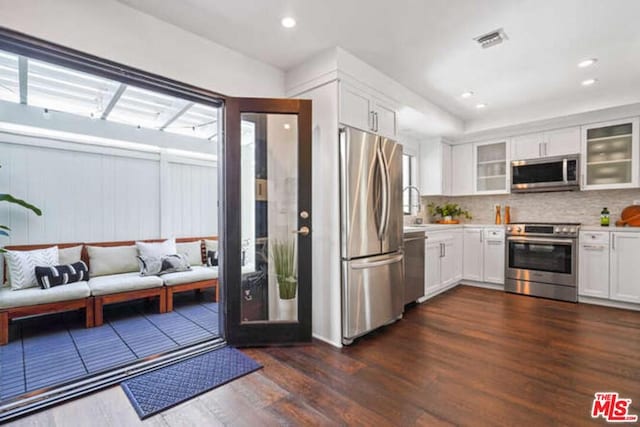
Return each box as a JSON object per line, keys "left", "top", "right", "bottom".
{"left": 505, "top": 222, "right": 580, "bottom": 302}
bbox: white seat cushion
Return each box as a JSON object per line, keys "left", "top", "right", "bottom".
{"left": 0, "top": 282, "right": 90, "bottom": 309}
{"left": 176, "top": 241, "right": 203, "bottom": 266}
{"left": 88, "top": 272, "right": 163, "bottom": 296}
{"left": 162, "top": 266, "right": 218, "bottom": 287}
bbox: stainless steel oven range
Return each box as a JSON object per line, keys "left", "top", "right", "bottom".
{"left": 505, "top": 223, "right": 580, "bottom": 302}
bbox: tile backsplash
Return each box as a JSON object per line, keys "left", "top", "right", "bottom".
{"left": 420, "top": 188, "right": 640, "bottom": 226}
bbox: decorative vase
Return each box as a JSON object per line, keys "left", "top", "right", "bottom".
{"left": 444, "top": 215, "right": 453, "bottom": 222}
{"left": 278, "top": 298, "right": 297, "bottom": 321}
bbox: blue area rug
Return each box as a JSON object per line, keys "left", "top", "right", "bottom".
{"left": 121, "top": 347, "right": 262, "bottom": 419}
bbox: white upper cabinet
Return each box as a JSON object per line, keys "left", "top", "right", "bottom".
{"left": 581, "top": 118, "right": 639, "bottom": 190}
{"left": 451, "top": 144, "right": 474, "bottom": 195}
{"left": 511, "top": 127, "right": 580, "bottom": 160}
{"left": 339, "top": 83, "right": 372, "bottom": 132}
{"left": 339, "top": 81, "right": 397, "bottom": 139}
{"left": 419, "top": 139, "right": 451, "bottom": 196}
{"left": 546, "top": 127, "right": 581, "bottom": 157}
{"left": 474, "top": 140, "right": 509, "bottom": 194}
{"left": 511, "top": 132, "right": 544, "bottom": 160}
{"left": 373, "top": 97, "right": 397, "bottom": 139}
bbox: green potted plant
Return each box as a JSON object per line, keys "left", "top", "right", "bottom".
{"left": 272, "top": 239, "right": 297, "bottom": 320}
{"left": 1, "top": 165, "right": 42, "bottom": 251}
{"left": 427, "top": 202, "right": 472, "bottom": 224}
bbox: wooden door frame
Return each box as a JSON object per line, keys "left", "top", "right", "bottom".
{"left": 223, "top": 98, "right": 312, "bottom": 346}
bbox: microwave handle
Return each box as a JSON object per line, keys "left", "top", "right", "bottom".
{"left": 563, "top": 158, "right": 568, "bottom": 183}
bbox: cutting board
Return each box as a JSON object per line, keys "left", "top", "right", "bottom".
{"left": 616, "top": 205, "right": 640, "bottom": 227}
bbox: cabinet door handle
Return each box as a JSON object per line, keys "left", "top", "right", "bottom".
{"left": 369, "top": 111, "right": 375, "bottom": 131}
{"left": 539, "top": 143, "right": 542, "bottom": 157}
{"left": 544, "top": 142, "right": 548, "bottom": 156}
{"left": 374, "top": 112, "right": 379, "bottom": 132}
{"left": 480, "top": 232, "right": 483, "bottom": 243}
{"left": 612, "top": 234, "right": 615, "bottom": 250}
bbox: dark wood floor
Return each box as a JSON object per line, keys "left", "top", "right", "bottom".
{"left": 8, "top": 285, "right": 640, "bottom": 426}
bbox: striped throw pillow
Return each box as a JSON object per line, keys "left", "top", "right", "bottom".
{"left": 35, "top": 261, "right": 90, "bottom": 289}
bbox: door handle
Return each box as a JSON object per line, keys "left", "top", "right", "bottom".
{"left": 293, "top": 226, "right": 310, "bottom": 236}
{"left": 562, "top": 158, "right": 568, "bottom": 183}
{"left": 539, "top": 143, "right": 542, "bottom": 157}
{"left": 612, "top": 234, "right": 615, "bottom": 250}
{"left": 376, "top": 142, "right": 388, "bottom": 240}
{"left": 369, "top": 111, "right": 375, "bottom": 131}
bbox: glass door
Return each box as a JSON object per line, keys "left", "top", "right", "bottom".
{"left": 222, "top": 98, "right": 312, "bottom": 346}
{"left": 475, "top": 141, "right": 508, "bottom": 193}
{"left": 583, "top": 119, "right": 639, "bottom": 189}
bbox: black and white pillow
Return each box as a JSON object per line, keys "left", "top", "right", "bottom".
{"left": 138, "top": 253, "right": 191, "bottom": 276}
{"left": 35, "top": 261, "right": 89, "bottom": 289}
{"left": 206, "top": 250, "right": 218, "bottom": 267}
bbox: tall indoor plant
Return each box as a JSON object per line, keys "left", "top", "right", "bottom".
{"left": 1, "top": 166, "right": 42, "bottom": 251}
{"left": 272, "top": 239, "right": 297, "bottom": 320}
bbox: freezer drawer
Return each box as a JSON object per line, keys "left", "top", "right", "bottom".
{"left": 342, "top": 252, "right": 404, "bottom": 343}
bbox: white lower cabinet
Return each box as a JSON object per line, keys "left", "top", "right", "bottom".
{"left": 425, "top": 230, "right": 462, "bottom": 297}
{"left": 483, "top": 229, "right": 505, "bottom": 284}
{"left": 578, "top": 231, "right": 610, "bottom": 298}
{"left": 579, "top": 230, "right": 640, "bottom": 304}
{"left": 463, "top": 228, "right": 483, "bottom": 281}
{"left": 610, "top": 232, "right": 640, "bottom": 303}
{"left": 462, "top": 227, "right": 505, "bottom": 285}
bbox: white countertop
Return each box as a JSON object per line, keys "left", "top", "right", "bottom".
{"left": 404, "top": 223, "right": 504, "bottom": 233}
{"left": 580, "top": 225, "right": 640, "bottom": 233}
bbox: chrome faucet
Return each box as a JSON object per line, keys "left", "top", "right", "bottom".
{"left": 402, "top": 185, "right": 422, "bottom": 214}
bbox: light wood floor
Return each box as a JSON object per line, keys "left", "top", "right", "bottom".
{"left": 7, "top": 285, "right": 640, "bottom": 426}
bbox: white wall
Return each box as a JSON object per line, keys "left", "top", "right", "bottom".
{"left": 0, "top": 0, "right": 285, "bottom": 98}
{"left": 302, "top": 81, "right": 342, "bottom": 347}
{"left": 0, "top": 133, "right": 217, "bottom": 246}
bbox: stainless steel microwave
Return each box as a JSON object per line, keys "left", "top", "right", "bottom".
{"left": 511, "top": 154, "right": 580, "bottom": 193}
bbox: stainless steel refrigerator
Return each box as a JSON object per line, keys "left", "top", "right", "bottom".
{"left": 340, "top": 126, "right": 404, "bottom": 345}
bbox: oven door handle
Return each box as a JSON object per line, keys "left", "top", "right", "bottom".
{"left": 507, "top": 236, "right": 575, "bottom": 245}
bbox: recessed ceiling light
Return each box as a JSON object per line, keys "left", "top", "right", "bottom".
{"left": 476, "top": 103, "right": 487, "bottom": 109}
{"left": 281, "top": 17, "right": 296, "bottom": 28}
{"left": 578, "top": 58, "right": 597, "bottom": 68}
{"left": 461, "top": 91, "right": 474, "bottom": 98}
{"left": 581, "top": 78, "right": 598, "bottom": 86}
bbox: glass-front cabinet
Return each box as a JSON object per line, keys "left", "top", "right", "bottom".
{"left": 581, "top": 118, "right": 639, "bottom": 190}
{"left": 474, "top": 140, "right": 509, "bottom": 194}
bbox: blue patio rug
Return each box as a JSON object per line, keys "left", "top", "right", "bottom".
{"left": 121, "top": 346, "right": 262, "bottom": 419}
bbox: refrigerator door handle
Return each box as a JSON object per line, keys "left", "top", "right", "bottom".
{"left": 376, "top": 141, "right": 388, "bottom": 240}
{"left": 350, "top": 253, "right": 404, "bottom": 269}
{"left": 378, "top": 142, "right": 391, "bottom": 239}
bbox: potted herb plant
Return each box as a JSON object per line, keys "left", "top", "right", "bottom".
{"left": 272, "top": 239, "right": 297, "bottom": 321}
{"left": 427, "top": 202, "right": 472, "bottom": 224}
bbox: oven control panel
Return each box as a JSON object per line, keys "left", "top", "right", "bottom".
{"left": 506, "top": 223, "right": 579, "bottom": 237}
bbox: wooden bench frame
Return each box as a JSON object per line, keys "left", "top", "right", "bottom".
{"left": 0, "top": 298, "right": 94, "bottom": 345}
{"left": 1, "top": 236, "right": 218, "bottom": 344}
{"left": 166, "top": 278, "right": 218, "bottom": 312}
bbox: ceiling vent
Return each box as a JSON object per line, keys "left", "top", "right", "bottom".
{"left": 474, "top": 28, "right": 508, "bottom": 49}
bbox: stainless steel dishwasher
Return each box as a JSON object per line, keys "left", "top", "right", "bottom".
{"left": 403, "top": 231, "right": 426, "bottom": 304}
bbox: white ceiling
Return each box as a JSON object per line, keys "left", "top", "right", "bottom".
{"left": 118, "top": 0, "right": 640, "bottom": 133}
